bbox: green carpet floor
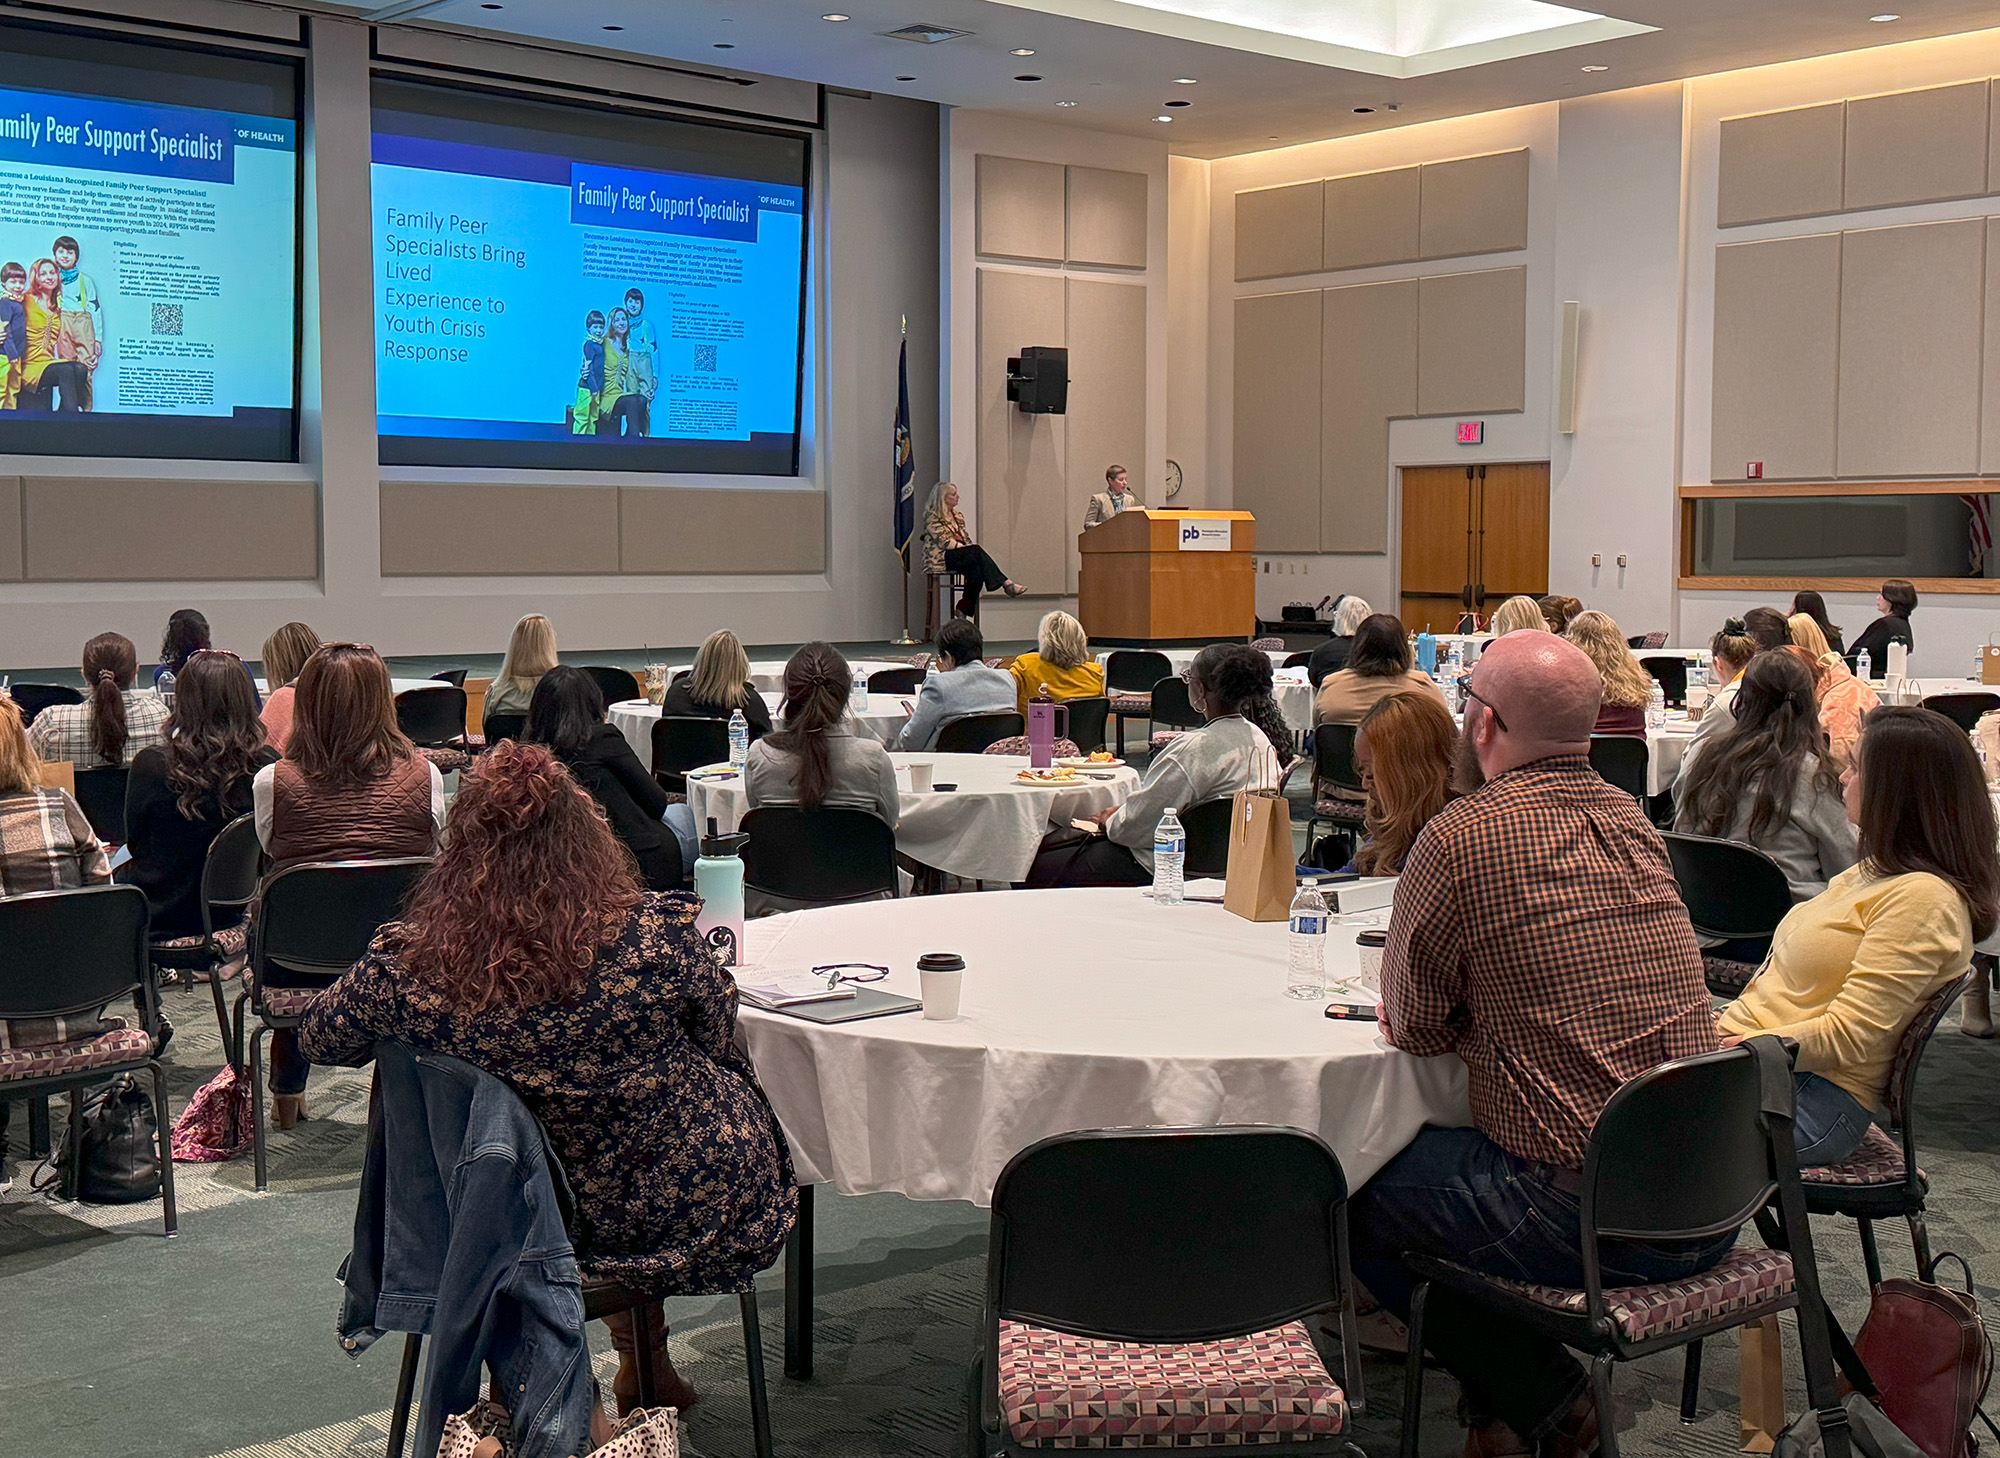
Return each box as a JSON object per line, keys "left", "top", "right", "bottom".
{"left": 5, "top": 985, "right": 1997, "bottom": 1457}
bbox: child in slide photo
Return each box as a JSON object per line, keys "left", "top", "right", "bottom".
{"left": 571, "top": 310, "right": 606, "bottom": 434}
{"left": 0, "top": 263, "right": 26, "bottom": 409}
{"left": 52, "top": 236, "right": 101, "bottom": 409}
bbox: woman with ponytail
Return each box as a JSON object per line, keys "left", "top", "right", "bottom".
{"left": 28, "top": 631, "right": 167, "bottom": 768}
{"left": 300, "top": 741, "right": 796, "bottom": 1422}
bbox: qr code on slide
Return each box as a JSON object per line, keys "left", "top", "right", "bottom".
{"left": 693, "top": 343, "right": 717, "bottom": 373}
{"left": 150, "top": 303, "right": 183, "bottom": 336}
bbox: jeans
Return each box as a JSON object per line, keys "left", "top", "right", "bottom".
{"left": 663, "top": 802, "right": 700, "bottom": 875}
{"left": 269, "top": 1029, "right": 311, "bottom": 1095}
{"left": 1791, "top": 1072, "right": 1873, "bottom": 1166}
{"left": 1351, "top": 1126, "right": 1740, "bottom": 1441}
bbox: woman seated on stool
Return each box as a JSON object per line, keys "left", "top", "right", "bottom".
{"left": 1027, "top": 644, "right": 1281, "bottom": 887}
{"left": 922, "top": 480, "right": 1028, "bottom": 618}
{"left": 661, "top": 629, "right": 773, "bottom": 737}
{"left": 253, "top": 644, "right": 444, "bottom": 1129}
{"left": 527, "top": 665, "right": 684, "bottom": 892}
{"left": 1008, "top": 610, "right": 1105, "bottom": 714}
{"left": 299, "top": 741, "right": 797, "bottom": 1425}
{"left": 1348, "top": 691, "right": 1460, "bottom": 876}
{"left": 1564, "top": 609, "right": 1652, "bottom": 735}
{"left": 1673, "top": 650, "right": 1857, "bottom": 903}
{"left": 1719, "top": 706, "right": 1997, "bottom": 1165}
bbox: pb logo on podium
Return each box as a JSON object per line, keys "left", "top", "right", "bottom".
{"left": 1177, "top": 521, "right": 1231, "bottom": 552}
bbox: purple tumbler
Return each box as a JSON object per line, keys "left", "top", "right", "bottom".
{"left": 1026, "top": 698, "right": 1069, "bottom": 768}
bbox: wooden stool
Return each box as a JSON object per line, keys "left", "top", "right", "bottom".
{"left": 925, "top": 570, "right": 969, "bottom": 638}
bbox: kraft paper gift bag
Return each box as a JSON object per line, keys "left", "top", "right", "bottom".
{"left": 35, "top": 760, "right": 74, "bottom": 796}
{"left": 1981, "top": 633, "right": 2000, "bottom": 685}
{"left": 1739, "top": 1313, "right": 1787, "bottom": 1453}
{"left": 1224, "top": 789, "right": 1293, "bottom": 923}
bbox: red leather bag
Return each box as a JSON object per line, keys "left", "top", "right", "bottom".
{"left": 1850, "top": 1254, "right": 1993, "bottom": 1458}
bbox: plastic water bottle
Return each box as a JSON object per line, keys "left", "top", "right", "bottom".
{"left": 1287, "top": 879, "right": 1330, "bottom": 1000}
{"left": 1646, "top": 682, "right": 1666, "bottom": 730}
{"left": 156, "top": 667, "right": 175, "bottom": 712}
{"left": 1857, "top": 649, "right": 1873, "bottom": 684}
{"left": 727, "top": 708, "right": 749, "bottom": 769}
{"left": 1151, "top": 806, "right": 1186, "bottom": 905}
{"left": 851, "top": 668, "right": 870, "bottom": 712}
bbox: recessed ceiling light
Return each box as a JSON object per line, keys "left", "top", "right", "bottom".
{"left": 1353, "top": 105, "right": 1375, "bottom": 113}
{"left": 1055, "top": 99, "right": 1079, "bottom": 107}
{"left": 1870, "top": 12, "right": 1900, "bottom": 19}
{"left": 1580, "top": 63, "right": 1608, "bottom": 71}
{"left": 1164, "top": 99, "right": 1191, "bottom": 107}
{"left": 822, "top": 12, "right": 850, "bottom": 20}
{"left": 1154, "top": 114, "right": 1172, "bottom": 122}
{"left": 1172, "top": 77, "right": 1197, "bottom": 84}
{"left": 1010, "top": 47, "right": 1036, "bottom": 56}
{"left": 1014, "top": 73, "right": 1043, "bottom": 81}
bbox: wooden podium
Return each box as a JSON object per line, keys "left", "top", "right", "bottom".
{"left": 1077, "top": 510, "right": 1256, "bottom": 646}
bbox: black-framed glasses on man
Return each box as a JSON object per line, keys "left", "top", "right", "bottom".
{"left": 1463, "top": 686, "right": 1508, "bottom": 733}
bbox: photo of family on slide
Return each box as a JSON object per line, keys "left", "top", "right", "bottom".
{"left": 0, "top": 235, "right": 102, "bottom": 414}
{"left": 567, "top": 284, "right": 657, "bottom": 437}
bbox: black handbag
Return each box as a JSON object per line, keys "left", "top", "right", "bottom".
{"left": 34, "top": 1074, "right": 162, "bottom": 1203}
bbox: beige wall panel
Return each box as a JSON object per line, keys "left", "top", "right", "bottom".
{"left": 975, "top": 154, "right": 1065, "bottom": 263}
{"left": 1717, "top": 104, "right": 1845, "bottom": 226}
{"left": 1232, "top": 290, "right": 1322, "bottom": 549}
{"left": 1066, "top": 165, "right": 1148, "bottom": 269}
{"left": 1837, "top": 219, "right": 1985, "bottom": 478}
{"left": 1321, "top": 279, "right": 1417, "bottom": 554}
{"left": 1416, "top": 267, "right": 1527, "bottom": 416}
{"left": 1710, "top": 233, "right": 1842, "bottom": 481}
{"left": 1418, "top": 150, "right": 1529, "bottom": 260}
{"left": 379, "top": 483, "right": 617, "bottom": 576}
{"left": 24, "top": 478, "right": 317, "bottom": 582}
{"left": 1844, "top": 82, "right": 1989, "bottom": 212}
{"left": 1323, "top": 166, "right": 1420, "bottom": 272}
{"left": 0, "top": 476, "right": 19, "bottom": 581}
{"left": 977, "top": 267, "right": 1068, "bottom": 593}
{"left": 1982, "top": 219, "right": 2000, "bottom": 475}
{"left": 1991, "top": 80, "right": 2000, "bottom": 194}
{"left": 1063, "top": 278, "right": 1148, "bottom": 590}
{"left": 619, "top": 489, "right": 826, "bottom": 574}
{"left": 1234, "top": 181, "right": 1325, "bottom": 281}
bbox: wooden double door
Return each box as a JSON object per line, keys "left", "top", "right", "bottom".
{"left": 1399, "top": 462, "right": 1549, "bottom": 634}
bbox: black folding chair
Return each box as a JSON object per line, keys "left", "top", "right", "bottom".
{"left": 72, "top": 765, "right": 129, "bottom": 843}
{"left": 0, "top": 884, "right": 176, "bottom": 1237}
{"left": 481, "top": 710, "right": 527, "bottom": 745}
{"left": 1303, "top": 723, "right": 1366, "bottom": 869}
{"left": 428, "top": 668, "right": 468, "bottom": 688}
{"left": 1587, "top": 734, "right": 1648, "bottom": 801}
{"left": 1105, "top": 650, "right": 1173, "bottom": 756}
{"left": 1060, "top": 695, "right": 1111, "bottom": 754}
{"left": 651, "top": 715, "right": 731, "bottom": 794}
{"left": 1661, "top": 831, "right": 1794, "bottom": 997}
{"left": 6, "top": 683, "right": 82, "bottom": 721}
{"left": 580, "top": 665, "right": 643, "bottom": 706}
{"left": 936, "top": 712, "right": 1025, "bottom": 755}
{"left": 148, "top": 813, "right": 264, "bottom": 1061}
{"left": 1283, "top": 651, "right": 1313, "bottom": 669}
{"left": 971, "top": 1126, "right": 1363, "bottom": 1457}
{"left": 1147, "top": 673, "right": 1206, "bottom": 740}
{"left": 867, "top": 666, "right": 925, "bottom": 695}
{"left": 1639, "top": 655, "right": 1688, "bottom": 709}
{"left": 740, "top": 807, "right": 897, "bottom": 908}
{"left": 394, "top": 686, "right": 468, "bottom": 748}
{"left": 1801, "top": 968, "right": 1976, "bottom": 1288}
{"left": 1920, "top": 691, "right": 2000, "bottom": 732}
{"left": 236, "top": 858, "right": 431, "bottom": 1191}
{"left": 1399, "top": 1042, "right": 1851, "bottom": 1458}
{"left": 1180, "top": 797, "right": 1236, "bottom": 877}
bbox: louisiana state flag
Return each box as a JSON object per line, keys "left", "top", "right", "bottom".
{"left": 894, "top": 336, "right": 915, "bottom": 567}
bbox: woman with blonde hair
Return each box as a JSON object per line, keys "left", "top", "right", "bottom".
{"left": 258, "top": 620, "right": 322, "bottom": 752}
{"left": 1785, "top": 617, "right": 1880, "bottom": 771}
{"left": 1487, "top": 595, "right": 1547, "bottom": 638}
{"left": 1351, "top": 692, "right": 1460, "bottom": 876}
{"left": 1564, "top": 609, "right": 1653, "bottom": 735}
{"left": 1009, "top": 610, "right": 1105, "bottom": 714}
{"left": 921, "top": 480, "right": 1028, "bottom": 618}
{"left": 661, "top": 629, "right": 772, "bottom": 736}
{"left": 486, "top": 613, "right": 558, "bottom": 718}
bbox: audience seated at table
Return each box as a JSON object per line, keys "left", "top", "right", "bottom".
{"left": 121, "top": 651, "right": 278, "bottom": 935}
{"left": 1349, "top": 691, "right": 1459, "bottom": 875}
{"left": 1564, "top": 609, "right": 1651, "bottom": 735}
{"left": 1538, "top": 593, "right": 1583, "bottom": 634}
{"left": 1791, "top": 590, "right": 1845, "bottom": 657}
{"left": 892, "top": 617, "right": 1015, "bottom": 751}
{"left": 298, "top": 741, "right": 797, "bottom": 1422}
{"left": 1718, "top": 705, "right": 1995, "bottom": 1165}
{"left": 1785, "top": 618, "right": 1880, "bottom": 771}
{"left": 1846, "top": 578, "right": 1916, "bottom": 672}
{"left": 485, "top": 612, "right": 557, "bottom": 719}
{"left": 1673, "top": 618, "right": 1759, "bottom": 793}
{"left": 1305, "top": 595, "right": 1372, "bottom": 689}
{"left": 660, "top": 629, "right": 773, "bottom": 737}
{"left": 1027, "top": 644, "right": 1281, "bottom": 888}
{"left": 1353, "top": 632, "right": 1720, "bottom": 1458}
{"left": 0, "top": 693, "right": 108, "bottom": 897}
{"left": 1486, "top": 594, "right": 1547, "bottom": 638}
{"left": 26, "top": 631, "right": 168, "bottom": 770}
{"left": 1007, "top": 610, "right": 1105, "bottom": 714}
{"left": 527, "top": 665, "right": 684, "bottom": 892}
{"left": 153, "top": 607, "right": 211, "bottom": 689}
{"left": 252, "top": 644, "right": 444, "bottom": 1130}
{"left": 1314, "top": 613, "right": 1446, "bottom": 727}
{"left": 1673, "top": 650, "right": 1857, "bottom": 901}
{"left": 1742, "top": 605, "right": 1791, "bottom": 653}
{"left": 257, "top": 621, "right": 322, "bottom": 754}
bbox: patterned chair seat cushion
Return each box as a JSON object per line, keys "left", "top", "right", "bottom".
{"left": 997, "top": 1318, "right": 1346, "bottom": 1448}
{"left": 1802, "top": 1124, "right": 1914, "bottom": 1189}
{"left": 1702, "top": 956, "right": 1759, "bottom": 995}
{"left": 259, "top": 986, "right": 323, "bottom": 1019}
{"left": 1250, "top": 639, "right": 1286, "bottom": 652}
{"left": 419, "top": 746, "right": 474, "bottom": 774}
{"left": 985, "top": 737, "right": 1083, "bottom": 759}
{"left": 0, "top": 1025, "right": 154, "bottom": 1083}
{"left": 152, "top": 922, "right": 250, "bottom": 961}
{"left": 1150, "top": 731, "right": 1188, "bottom": 752}
{"left": 1471, "top": 1245, "right": 1794, "bottom": 1344}
{"left": 1110, "top": 695, "right": 1153, "bottom": 716}
{"left": 1312, "top": 799, "right": 1369, "bottom": 825}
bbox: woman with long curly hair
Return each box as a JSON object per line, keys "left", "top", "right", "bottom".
{"left": 1563, "top": 609, "right": 1653, "bottom": 735}
{"left": 1351, "top": 691, "right": 1460, "bottom": 876}
{"left": 299, "top": 741, "right": 797, "bottom": 1421}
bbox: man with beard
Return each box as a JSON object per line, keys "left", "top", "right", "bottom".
{"left": 1350, "top": 631, "right": 1719, "bottom": 1458}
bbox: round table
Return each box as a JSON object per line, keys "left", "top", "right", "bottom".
{"left": 690, "top": 751, "right": 1139, "bottom": 884}
{"left": 737, "top": 886, "right": 1472, "bottom": 1204}
{"left": 1881, "top": 676, "right": 1995, "bottom": 706}
{"left": 606, "top": 693, "right": 916, "bottom": 765}
{"left": 662, "top": 658, "right": 912, "bottom": 695}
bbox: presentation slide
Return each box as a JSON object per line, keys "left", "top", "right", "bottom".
{"left": 373, "top": 126, "right": 808, "bottom": 474}
{"left": 0, "top": 81, "right": 296, "bottom": 459}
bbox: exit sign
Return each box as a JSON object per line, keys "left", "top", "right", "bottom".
{"left": 1456, "top": 420, "right": 1484, "bottom": 445}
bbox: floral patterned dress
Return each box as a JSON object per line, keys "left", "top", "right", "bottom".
{"left": 298, "top": 891, "right": 797, "bottom": 1293}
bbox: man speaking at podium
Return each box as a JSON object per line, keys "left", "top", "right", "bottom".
{"left": 1082, "top": 464, "right": 1141, "bottom": 530}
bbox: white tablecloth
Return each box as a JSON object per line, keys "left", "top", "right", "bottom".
{"left": 662, "top": 658, "right": 912, "bottom": 695}
{"left": 736, "top": 887, "right": 1472, "bottom": 1205}
{"left": 1647, "top": 722, "right": 1697, "bottom": 797}
{"left": 690, "top": 751, "right": 1138, "bottom": 883}
{"left": 1881, "top": 676, "right": 1996, "bottom": 706}
{"left": 607, "top": 693, "right": 916, "bottom": 767}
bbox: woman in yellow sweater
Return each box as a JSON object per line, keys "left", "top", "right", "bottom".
{"left": 1720, "top": 705, "right": 1998, "bottom": 1165}
{"left": 1009, "top": 610, "right": 1104, "bottom": 714}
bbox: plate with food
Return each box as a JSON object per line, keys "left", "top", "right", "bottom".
{"left": 1014, "top": 766, "right": 1082, "bottom": 785}
{"left": 1057, "top": 752, "right": 1125, "bottom": 768}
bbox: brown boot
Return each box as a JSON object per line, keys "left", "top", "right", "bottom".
{"left": 272, "top": 1094, "right": 307, "bottom": 1130}
{"left": 1961, "top": 978, "right": 1994, "bottom": 1037}
{"left": 605, "top": 1303, "right": 699, "bottom": 1416}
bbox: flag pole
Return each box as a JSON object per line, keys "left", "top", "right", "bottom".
{"left": 891, "top": 312, "right": 920, "bottom": 645}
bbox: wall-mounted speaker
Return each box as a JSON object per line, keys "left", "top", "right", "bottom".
{"left": 1006, "top": 345, "right": 1069, "bottom": 414}
{"left": 1557, "top": 300, "right": 1580, "bottom": 436}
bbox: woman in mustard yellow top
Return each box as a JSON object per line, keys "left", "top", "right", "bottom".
{"left": 1720, "top": 705, "right": 1998, "bottom": 1165}
{"left": 20, "top": 257, "right": 85, "bottom": 412}
{"left": 1009, "top": 610, "right": 1105, "bottom": 715}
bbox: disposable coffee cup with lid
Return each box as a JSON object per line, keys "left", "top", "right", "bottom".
{"left": 917, "top": 952, "right": 964, "bottom": 1020}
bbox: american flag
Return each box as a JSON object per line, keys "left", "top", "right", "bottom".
{"left": 1966, "top": 493, "right": 1993, "bottom": 575}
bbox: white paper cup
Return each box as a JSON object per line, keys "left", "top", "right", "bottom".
{"left": 1356, "top": 933, "right": 1386, "bottom": 985}
{"left": 919, "top": 967, "right": 962, "bottom": 1019}
{"left": 908, "top": 761, "right": 935, "bottom": 792}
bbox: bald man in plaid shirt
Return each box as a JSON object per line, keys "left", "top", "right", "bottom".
{"left": 1351, "top": 633, "right": 1723, "bottom": 1458}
